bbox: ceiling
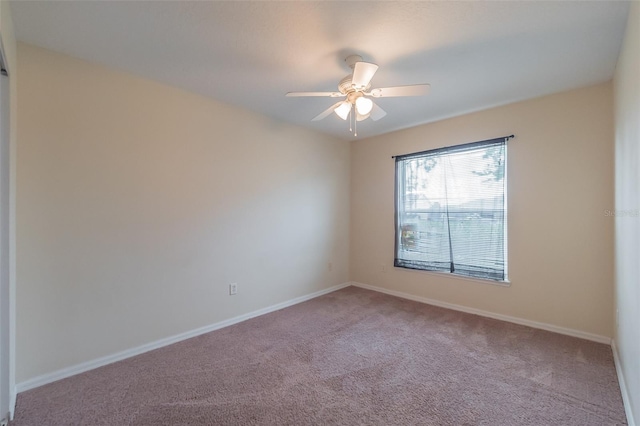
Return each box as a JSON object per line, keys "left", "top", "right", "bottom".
{"left": 11, "top": 1, "right": 630, "bottom": 141}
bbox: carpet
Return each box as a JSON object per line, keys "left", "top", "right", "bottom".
{"left": 12, "top": 287, "right": 626, "bottom": 425}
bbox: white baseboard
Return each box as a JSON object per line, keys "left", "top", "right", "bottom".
{"left": 612, "top": 340, "right": 636, "bottom": 426}
{"left": 16, "top": 282, "right": 351, "bottom": 394}
{"left": 350, "top": 281, "right": 612, "bottom": 344}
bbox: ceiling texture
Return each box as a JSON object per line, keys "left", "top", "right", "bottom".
{"left": 11, "top": 1, "right": 630, "bottom": 141}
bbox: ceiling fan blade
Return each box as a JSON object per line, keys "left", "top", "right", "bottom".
{"left": 352, "top": 62, "right": 379, "bottom": 89}
{"left": 286, "top": 91, "right": 344, "bottom": 97}
{"left": 370, "top": 102, "right": 387, "bottom": 121}
{"left": 368, "top": 84, "right": 430, "bottom": 98}
{"left": 312, "top": 101, "right": 344, "bottom": 121}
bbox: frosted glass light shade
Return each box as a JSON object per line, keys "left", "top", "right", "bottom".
{"left": 356, "top": 112, "right": 370, "bottom": 122}
{"left": 334, "top": 101, "right": 351, "bottom": 120}
{"left": 355, "top": 97, "right": 373, "bottom": 115}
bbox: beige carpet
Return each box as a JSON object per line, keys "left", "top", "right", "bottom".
{"left": 12, "top": 287, "right": 626, "bottom": 425}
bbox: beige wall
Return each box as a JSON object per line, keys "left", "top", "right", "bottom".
{"left": 16, "top": 44, "right": 350, "bottom": 383}
{"left": 614, "top": 1, "right": 640, "bottom": 423}
{"left": 351, "top": 83, "right": 614, "bottom": 338}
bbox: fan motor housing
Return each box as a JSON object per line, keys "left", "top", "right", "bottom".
{"left": 338, "top": 75, "right": 370, "bottom": 95}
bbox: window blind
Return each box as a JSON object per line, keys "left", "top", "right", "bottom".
{"left": 394, "top": 136, "right": 510, "bottom": 281}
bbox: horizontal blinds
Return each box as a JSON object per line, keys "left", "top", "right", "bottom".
{"left": 394, "top": 137, "right": 508, "bottom": 281}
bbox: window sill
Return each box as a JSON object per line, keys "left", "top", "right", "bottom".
{"left": 394, "top": 266, "right": 511, "bottom": 287}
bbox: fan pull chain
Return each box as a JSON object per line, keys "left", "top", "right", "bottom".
{"left": 354, "top": 112, "right": 357, "bottom": 137}
{"left": 349, "top": 106, "right": 352, "bottom": 132}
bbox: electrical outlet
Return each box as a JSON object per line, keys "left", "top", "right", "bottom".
{"left": 328, "top": 262, "right": 333, "bottom": 271}
{"left": 381, "top": 264, "right": 386, "bottom": 272}
{"left": 229, "top": 283, "right": 237, "bottom": 295}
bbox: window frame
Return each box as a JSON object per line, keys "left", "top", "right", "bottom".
{"left": 393, "top": 136, "right": 512, "bottom": 283}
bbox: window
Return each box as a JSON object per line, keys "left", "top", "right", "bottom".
{"left": 394, "top": 136, "right": 510, "bottom": 281}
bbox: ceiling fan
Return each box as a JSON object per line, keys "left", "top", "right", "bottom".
{"left": 286, "top": 55, "right": 430, "bottom": 135}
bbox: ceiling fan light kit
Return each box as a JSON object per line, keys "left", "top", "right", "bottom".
{"left": 286, "top": 54, "right": 430, "bottom": 136}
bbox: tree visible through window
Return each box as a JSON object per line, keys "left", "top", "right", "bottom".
{"left": 394, "top": 137, "right": 510, "bottom": 281}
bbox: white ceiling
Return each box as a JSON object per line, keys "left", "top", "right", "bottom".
{"left": 11, "top": 1, "right": 630, "bottom": 141}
